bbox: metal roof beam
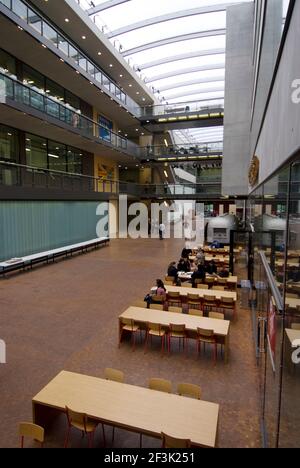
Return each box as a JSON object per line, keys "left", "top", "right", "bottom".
{"left": 140, "top": 48, "right": 225, "bottom": 70}
{"left": 159, "top": 76, "right": 224, "bottom": 92}
{"left": 164, "top": 86, "right": 224, "bottom": 100}
{"left": 122, "top": 29, "right": 226, "bottom": 57}
{"left": 107, "top": 3, "right": 235, "bottom": 38}
{"left": 87, "top": 0, "right": 130, "bottom": 15}
{"left": 145, "top": 64, "right": 225, "bottom": 83}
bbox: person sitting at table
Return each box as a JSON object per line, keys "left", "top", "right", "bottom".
{"left": 156, "top": 279, "right": 167, "bottom": 296}
{"left": 218, "top": 265, "right": 230, "bottom": 278}
{"left": 167, "top": 262, "right": 178, "bottom": 280}
{"left": 181, "top": 247, "right": 192, "bottom": 259}
{"left": 191, "top": 264, "right": 206, "bottom": 288}
{"left": 177, "top": 257, "right": 191, "bottom": 272}
{"left": 206, "top": 260, "right": 217, "bottom": 275}
{"left": 196, "top": 249, "right": 205, "bottom": 264}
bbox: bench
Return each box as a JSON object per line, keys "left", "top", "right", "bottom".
{"left": 0, "top": 237, "right": 109, "bottom": 277}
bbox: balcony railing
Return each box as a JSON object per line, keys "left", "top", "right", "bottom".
{"left": 0, "top": 72, "right": 141, "bottom": 157}
{"left": 0, "top": 0, "right": 138, "bottom": 112}
{"left": 139, "top": 142, "right": 223, "bottom": 160}
{"left": 138, "top": 99, "right": 224, "bottom": 118}
{"left": 0, "top": 161, "right": 222, "bottom": 197}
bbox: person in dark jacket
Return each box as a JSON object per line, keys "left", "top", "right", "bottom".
{"left": 218, "top": 266, "right": 230, "bottom": 278}
{"left": 167, "top": 262, "right": 178, "bottom": 280}
{"left": 206, "top": 260, "right": 217, "bottom": 275}
{"left": 181, "top": 247, "right": 192, "bottom": 259}
{"left": 177, "top": 257, "right": 191, "bottom": 272}
{"left": 191, "top": 264, "right": 206, "bottom": 288}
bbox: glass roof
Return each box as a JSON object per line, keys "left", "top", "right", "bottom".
{"left": 79, "top": 0, "right": 253, "bottom": 144}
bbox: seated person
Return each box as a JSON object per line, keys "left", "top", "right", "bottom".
{"left": 156, "top": 279, "right": 166, "bottom": 296}
{"left": 218, "top": 266, "right": 230, "bottom": 278}
{"left": 191, "top": 264, "right": 206, "bottom": 288}
{"left": 206, "top": 260, "right": 217, "bottom": 275}
{"left": 181, "top": 247, "right": 192, "bottom": 259}
{"left": 146, "top": 279, "right": 166, "bottom": 306}
{"left": 167, "top": 262, "right": 178, "bottom": 280}
{"left": 196, "top": 249, "right": 205, "bottom": 263}
{"left": 177, "top": 257, "right": 191, "bottom": 272}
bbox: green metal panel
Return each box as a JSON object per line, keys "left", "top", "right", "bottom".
{"left": 0, "top": 201, "right": 109, "bottom": 261}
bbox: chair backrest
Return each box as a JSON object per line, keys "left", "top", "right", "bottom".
{"left": 161, "top": 432, "right": 191, "bottom": 448}
{"left": 150, "top": 304, "right": 164, "bottom": 310}
{"left": 133, "top": 301, "right": 147, "bottom": 308}
{"left": 197, "top": 328, "right": 214, "bottom": 338}
{"left": 148, "top": 322, "right": 162, "bottom": 332}
{"left": 205, "top": 277, "right": 215, "bottom": 284}
{"left": 165, "top": 276, "right": 175, "bottom": 282}
{"left": 177, "top": 383, "right": 202, "bottom": 400}
{"left": 65, "top": 407, "right": 86, "bottom": 429}
{"left": 121, "top": 317, "right": 135, "bottom": 328}
{"left": 212, "top": 286, "right": 225, "bottom": 291}
{"left": 168, "top": 291, "right": 180, "bottom": 298}
{"left": 197, "top": 284, "right": 209, "bottom": 289}
{"left": 291, "top": 323, "right": 300, "bottom": 330}
{"left": 217, "top": 278, "right": 228, "bottom": 285}
{"left": 19, "top": 422, "right": 44, "bottom": 446}
{"left": 181, "top": 283, "right": 192, "bottom": 288}
{"left": 209, "top": 312, "right": 225, "bottom": 320}
{"left": 195, "top": 279, "right": 203, "bottom": 285}
{"left": 152, "top": 295, "right": 165, "bottom": 303}
{"left": 165, "top": 280, "right": 174, "bottom": 286}
{"left": 221, "top": 297, "right": 234, "bottom": 304}
{"left": 149, "top": 378, "right": 172, "bottom": 393}
{"left": 168, "top": 306, "right": 182, "bottom": 313}
{"left": 169, "top": 323, "right": 186, "bottom": 334}
{"left": 204, "top": 295, "right": 216, "bottom": 302}
{"left": 187, "top": 293, "right": 200, "bottom": 300}
{"left": 188, "top": 309, "right": 203, "bottom": 317}
{"left": 104, "top": 368, "right": 125, "bottom": 383}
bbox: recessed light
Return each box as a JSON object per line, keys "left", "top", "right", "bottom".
{"left": 129, "top": 84, "right": 132, "bottom": 87}
{"left": 65, "top": 18, "right": 69, "bottom": 23}
{"left": 119, "top": 74, "right": 123, "bottom": 78}
{"left": 136, "top": 92, "right": 140, "bottom": 95}
{"left": 98, "top": 52, "right": 102, "bottom": 56}
{"left": 109, "top": 64, "right": 113, "bottom": 68}
{"left": 82, "top": 35, "right": 86, "bottom": 40}
{"left": 142, "top": 98, "right": 146, "bottom": 101}
{"left": 135, "top": 129, "right": 139, "bottom": 132}
{"left": 60, "top": 58, "right": 64, "bottom": 62}
{"left": 76, "top": 71, "right": 80, "bottom": 74}
{"left": 125, "top": 134, "right": 128, "bottom": 137}
{"left": 42, "top": 44, "right": 47, "bottom": 49}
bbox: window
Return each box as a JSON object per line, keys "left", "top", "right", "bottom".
{"left": 67, "top": 147, "right": 83, "bottom": 174}
{"left": 0, "top": 124, "right": 19, "bottom": 161}
{"left": 48, "top": 141, "right": 67, "bottom": 172}
{"left": 98, "top": 115, "right": 113, "bottom": 142}
{"left": 25, "top": 134, "right": 48, "bottom": 168}
{"left": 0, "top": 49, "right": 17, "bottom": 78}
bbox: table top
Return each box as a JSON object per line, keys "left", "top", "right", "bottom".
{"left": 285, "top": 297, "right": 300, "bottom": 308}
{"left": 178, "top": 272, "right": 238, "bottom": 284}
{"left": 164, "top": 285, "right": 237, "bottom": 301}
{"left": 189, "top": 255, "right": 230, "bottom": 262}
{"left": 285, "top": 328, "right": 300, "bottom": 345}
{"left": 33, "top": 370, "right": 219, "bottom": 448}
{"left": 121, "top": 306, "right": 230, "bottom": 336}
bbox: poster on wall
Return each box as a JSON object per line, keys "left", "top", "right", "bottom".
{"left": 267, "top": 297, "right": 277, "bottom": 370}
{"left": 97, "top": 163, "right": 114, "bottom": 180}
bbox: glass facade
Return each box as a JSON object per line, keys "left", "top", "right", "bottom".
{"left": 249, "top": 154, "right": 300, "bottom": 448}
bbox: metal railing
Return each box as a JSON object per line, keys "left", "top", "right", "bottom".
{"left": 0, "top": 161, "right": 222, "bottom": 197}
{"left": 138, "top": 99, "right": 224, "bottom": 118}
{"left": 0, "top": 72, "right": 142, "bottom": 157}
{"left": 0, "top": 0, "right": 138, "bottom": 112}
{"left": 139, "top": 142, "right": 223, "bottom": 160}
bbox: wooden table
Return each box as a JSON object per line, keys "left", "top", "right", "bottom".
{"left": 120, "top": 306, "right": 230, "bottom": 362}
{"left": 165, "top": 285, "right": 237, "bottom": 301}
{"left": 32, "top": 370, "right": 220, "bottom": 448}
{"left": 189, "top": 255, "right": 230, "bottom": 263}
{"left": 285, "top": 298, "right": 300, "bottom": 309}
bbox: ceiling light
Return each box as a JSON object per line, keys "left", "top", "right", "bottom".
{"left": 136, "top": 92, "right": 140, "bottom": 95}
{"left": 65, "top": 18, "right": 69, "bottom": 23}
{"left": 164, "top": 139, "right": 168, "bottom": 147}
{"left": 119, "top": 74, "right": 123, "bottom": 78}
{"left": 109, "top": 64, "right": 113, "bottom": 68}
{"left": 82, "top": 36, "right": 86, "bottom": 40}
{"left": 129, "top": 84, "right": 132, "bottom": 87}
{"left": 98, "top": 52, "right": 102, "bottom": 56}
{"left": 164, "top": 171, "right": 168, "bottom": 178}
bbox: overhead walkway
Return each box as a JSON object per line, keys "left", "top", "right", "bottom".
{"left": 139, "top": 142, "right": 223, "bottom": 163}
{"left": 138, "top": 100, "right": 224, "bottom": 132}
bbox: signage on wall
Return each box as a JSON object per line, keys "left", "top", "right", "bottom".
{"left": 248, "top": 155, "right": 260, "bottom": 187}
{"left": 97, "top": 163, "right": 114, "bottom": 180}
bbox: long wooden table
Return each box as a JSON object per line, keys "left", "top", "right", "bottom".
{"left": 120, "top": 306, "right": 230, "bottom": 362}
{"left": 189, "top": 255, "right": 230, "bottom": 263}
{"left": 164, "top": 285, "right": 237, "bottom": 301}
{"left": 32, "top": 370, "right": 219, "bottom": 448}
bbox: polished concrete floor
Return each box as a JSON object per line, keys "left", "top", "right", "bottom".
{"left": 0, "top": 238, "right": 261, "bottom": 448}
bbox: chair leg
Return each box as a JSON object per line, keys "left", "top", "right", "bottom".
{"left": 102, "top": 424, "right": 106, "bottom": 448}
{"left": 140, "top": 434, "right": 143, "bottom": 448}
{"left": 144, "top": 331, "right": 149, "bottom": 353}
{"left": 64, "top": 425, "right": 71, "bottom": 448}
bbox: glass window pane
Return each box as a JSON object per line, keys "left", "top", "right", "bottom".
{"left": 57, "top": 34, "right": 69, "bottom": 55}
{"left": 27, "top": 8, "right": 42, "bottom": 34}
{"left": 48, "top": 140, "right": 67, "bottom": 172}
{"left": 0, "top": 0, "right": 11, "bottom": 9}
{"left": 67, "top": 147, "right": 82, "bottom": 174}
{"left": 12, "top": 0, "right": 27, "bottom": 20}
{"left": 25, "top": 134, "right": 48, "bottom": 168}
{"left": 43, "top": 22, "right": 58, "bottom": 46}
{"left": 0, "top": 49, "right": 17, "bottom": 78}
{"left": 0, "top": 124, "right": 18, "bottom": 161}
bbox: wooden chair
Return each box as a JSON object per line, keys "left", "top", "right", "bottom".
{"left": 119, "top": 317, "right": 140, "bottom": 351}
{"left": 165, "top": 276, "right": 175, "bottom": 284}
{"left": 132, "top": 300, "right": 147, "bottom": 308}
{"left": 150, "top": 304, "right": 164, "bottom": 310}
{"left": 181, "top": 282, "right": 192, "bottom": 288}
{"left": 19, "top": 422, "right": 44, "bottom": 448}
{"left": 196, "top": 328, "right": 217, "bottom": 366}
{"left": 197, "top": 284, "right": 209, "bottom": 289}
{"left": 168, "top": 324, "right": 187, "bottom": 354}
{"left": 217, "top": 278, "right": 228, "bottom": 287}
{"left": 203, "top": 295, "right": 217, "bottom": 313}
{"left": 104, "top": 368, "right": 124, "bottom": 383}
{"left": 145, "top": 322, "right": 166, "bottom": 355}
{"left": 161, "top": 432, "right": 191, "bottom": 448}
{"left": 151, "top": 294, "right": 165, "bottom": 304}
{"left": 212, "top": 286, "right": 225, "bottom": 291}
{"left": 167, "top": 291, "right": 182, "bottom": 308}
{"left": 104, "top": 368, "right": 124, "bottom": 444}
{"left": 149, "top": 378, "right": 172, "bottom": 393}
{"left": 195, "top": 278, "right": 203, "bottom": 286}
{"left": 286, "top": 293, "right": 299, "bottom": 298}
{"left": 187, "top": 293, "right": 201, "bottom": 310}
{"left": 177, "top": 383, "right": 202, "bottom": 400}
{"left": 205, "top": 277, "right": 215, "bottom": 288}
{"left": 188, "top": 309, "right": 203, "bottom": 317}
{"left": 220, "top": 297, "right": 236, "bottom": 320}
{"left": 64, "top": 407, "right": 101, "bottom": 448}
{"left": 168, "top": 306, "right": 182, "bottom": 313}
{"left": 209, "top": 312, "right": 225, "bottom": 320}
{"left": 291, "top": 323, "right": 300, "bottom": 330}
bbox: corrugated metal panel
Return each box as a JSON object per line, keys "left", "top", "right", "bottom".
{"left": 0, "top": 201, "right": 109, "bottom": 261}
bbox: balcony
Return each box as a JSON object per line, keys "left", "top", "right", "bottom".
{"left": 0, "top": 72, "right": 141, "bottom": 160}
{"left": 140, "top": 142, "right": 223, "bottom": 163}
{"left": 0, "top": 161, "right": 222, "bottom": 200}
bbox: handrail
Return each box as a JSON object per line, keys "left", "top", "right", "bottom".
{"left": 0, "top": 72, "right": 141, "bottom": 157}
{"left": 0, "top": 0, "right": 138, "bottom": 113}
